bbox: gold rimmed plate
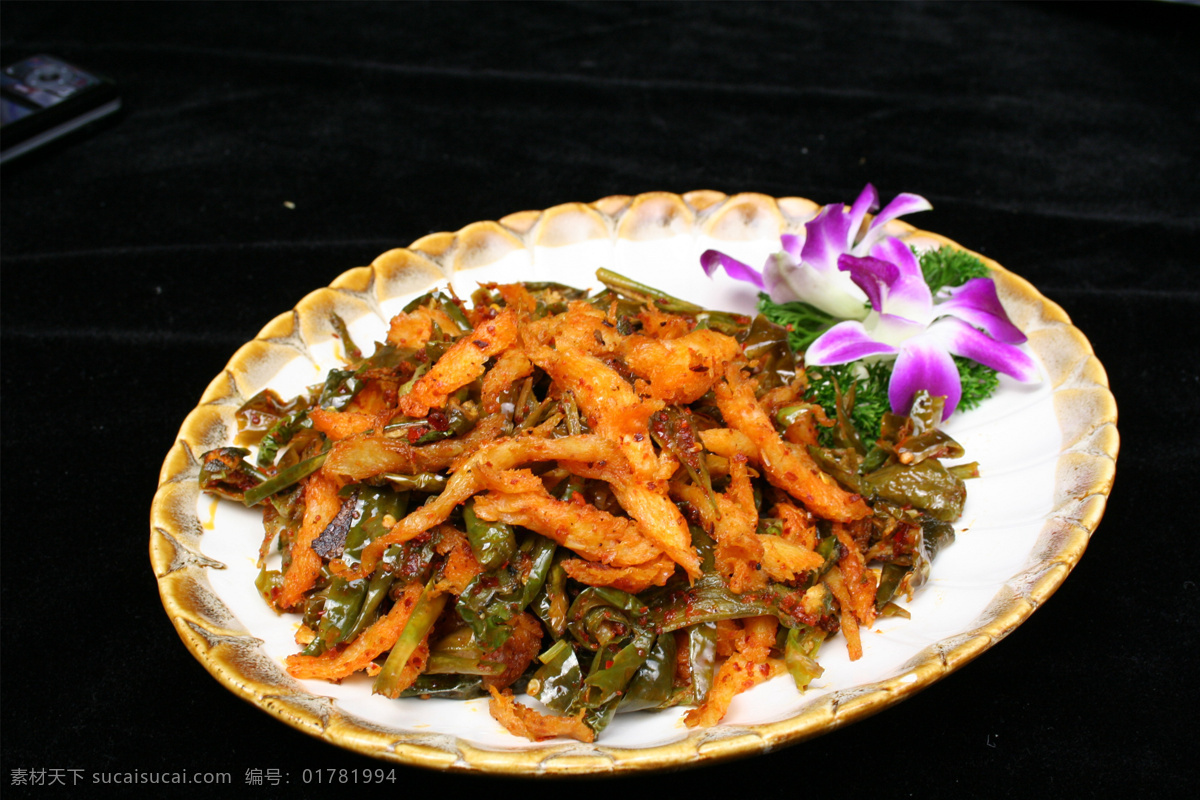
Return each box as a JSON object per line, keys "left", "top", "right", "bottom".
{"left": 150, "top": 191, "right": 1118, "bottom": 775}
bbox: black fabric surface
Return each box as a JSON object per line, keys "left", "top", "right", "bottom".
{"left": 2, "top": 1, "right": 1197, "bottom": 795}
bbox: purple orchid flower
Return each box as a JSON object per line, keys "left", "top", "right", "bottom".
{"left": 701, "top": 184, "right": 932, "bottom": 319}
{"left": 805, "top": 237, "right": 1040, "bottom": 419}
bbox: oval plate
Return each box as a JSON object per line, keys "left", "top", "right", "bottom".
{"left": 150, "top": 191, "right": 1118, "bottom": 775}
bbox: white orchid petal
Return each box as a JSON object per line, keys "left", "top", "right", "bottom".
{"left": 806, "top": 320, "right": 897, "bottom": 365}
{"left": 767, "top": 255, "right": 870, "bottom": 319}
{"left": 868, "top": 312, "right": 928, "bottom": 347}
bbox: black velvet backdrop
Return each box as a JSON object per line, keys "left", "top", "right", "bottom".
{"left": 3, "top": 1, "right": 1197, "bottom": 796}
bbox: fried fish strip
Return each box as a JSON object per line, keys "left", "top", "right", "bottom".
{"left": 480, "top": 348, "right": 534, "bottom": 414}
{"left": 284, "top": 580, "right": 424, "bottom": 680}
{"left": 833, "top": 523, "right": 878, "bottom": 631}
{"left": 620, "top": 328, "right": 742, "bottom": 405}
{"left": 321, "top": 413, "right": 507, "bottom": 483}
{"left": 757, "top": 537, "right": 825, "bottom": 582}
{"left": 560, "top": 553, "right": 678, "bottom": 593}
{"left": 525, "top": 337, "right": 664, "bottom": 480}
{"left": 354, "top": 434, "right": 618, "bottom": 576}
{"left": 636, "top": 307, "right": 692, "bottom": 340}
{"left": 309, "top": 407, "right": 379, "bottom": 441}
{"left": 699, "top": 427, "right": 758, "bottom": 461}
{"left": 276, "top": 471, "right": 342, "bottom": 610}
{"left": 487, "top": 686, "right": 595, "bottom": 743}
{"left": 386, "top": 309, "right": 435, "bottom": 349}
{"left": 563, "top": 457, "right": 702, "bottom": 580}
{"left": 715, "top": 363, "right": 871, "bottom": 522}
{"left": 683, "top": 615, "right": 781, "bottom": 727}
{"left": 823, "top": 566, "right": 863, "bottom": 661}
{"left": 712, "top": 455, "right": 766, "bottom": 594}
{"left": 525, "top": 300, "right": 622, "bottom": 356}
{"left": 431, "top": 525, "right": 483, "bottom": 596}
{"left": 473, "top": 486, "right": 662, "bottom": 566}
{"left": 399, "top": 308, "right": 520, "bottom": 418}
{"left": 775, "top": 501, "right": 819, "bottom": 550}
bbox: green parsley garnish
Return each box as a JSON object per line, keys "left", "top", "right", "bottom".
{"left": 917, "top": 245, "right": 992, "bottom": 294}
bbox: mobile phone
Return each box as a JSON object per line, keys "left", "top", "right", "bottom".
{"left": 1, "top": 54, "right": 121, "bottom": 164}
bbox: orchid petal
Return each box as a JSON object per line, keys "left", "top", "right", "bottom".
{"left": 867, "top": 237, "right": 932, "bottom": 321}
{"left": 800, "top": 204, "right": 856, "bottom": 274}
{"left": 806, "top": 320, "right": 898, "bottom": 365}
{"left": 837, "top": 254, "right": 898, "bottom": 312}
{"left": 928, "top": 317, "right": 1041, "bottom": 383}
{"left": 761, "top": 253, "right": 802, "bottom": 304}
{"left": 764, "top": 254, "right": 870, "bottom": 319}
{"left": 867, "top": 311, "right": 929, "bottom": 347}
{"left": 846, "top": 183, "right": 880, "bottom": 250}
{"left": 890, "top": 334, "right": 962, "bottom": 418}
{"left": 699, "top": 249, "right": 765, "bottom": 289}
{"left": 865, "top": 192, "right": 933, "bottom": 238}
{"left": 780, "top": 233, "right": 803, "bottom": 259}
{"left": 936, "top": 278, "right": 1027, "bottom": 344}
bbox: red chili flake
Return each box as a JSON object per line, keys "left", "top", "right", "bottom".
{"left": 605, "top": 660, "right": 614, "bottom": 669}
{"left": 473, "top": 339, "right": 490, "bottom": 350}
{"left": 428, "top": 409, "right": 450, "bottom": 432}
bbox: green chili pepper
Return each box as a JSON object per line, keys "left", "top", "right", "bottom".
{"left": 242, "top": 450, "right": 328, "bottom": 507}
{"left": 595, "top": 268, "right": 751, "bottom": 335}
{"left": 529, "top": 640, "right": 585, "bottom": 713}
{"left": 531, "top": 554, "right": 570, "bottom": 637}
{"left": 374, "top": 579, "right": 449, "bottom": 698}
{"left": 783, "top": 625, "right": 826, "bottom": 690}
{"left": 671, "top": 623, "right": 718, "bottom": 707}
{"left": 618, "top": 629, "right": 677, "bottom": 712}
{"left": 397, "top": 674, "right": 488, "bottom": 700}
{"left": 300, "top": 488, "right": 409, "bottom": 655}
{"left": 861, "top": 459, "right": 966, "bottom": 522}
{"left": 461, "top": 498, "right": 517, "bottom": 571}
{"left": 737, "top": 314, "right": 799, "bottom": 395}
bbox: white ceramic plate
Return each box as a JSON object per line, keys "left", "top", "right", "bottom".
{"left": 151, "top": 191, "right": 1118, "bottom": 775}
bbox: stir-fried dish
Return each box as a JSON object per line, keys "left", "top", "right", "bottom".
{"left": 199, "top": 269, "right": 975, "bottom": 742}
